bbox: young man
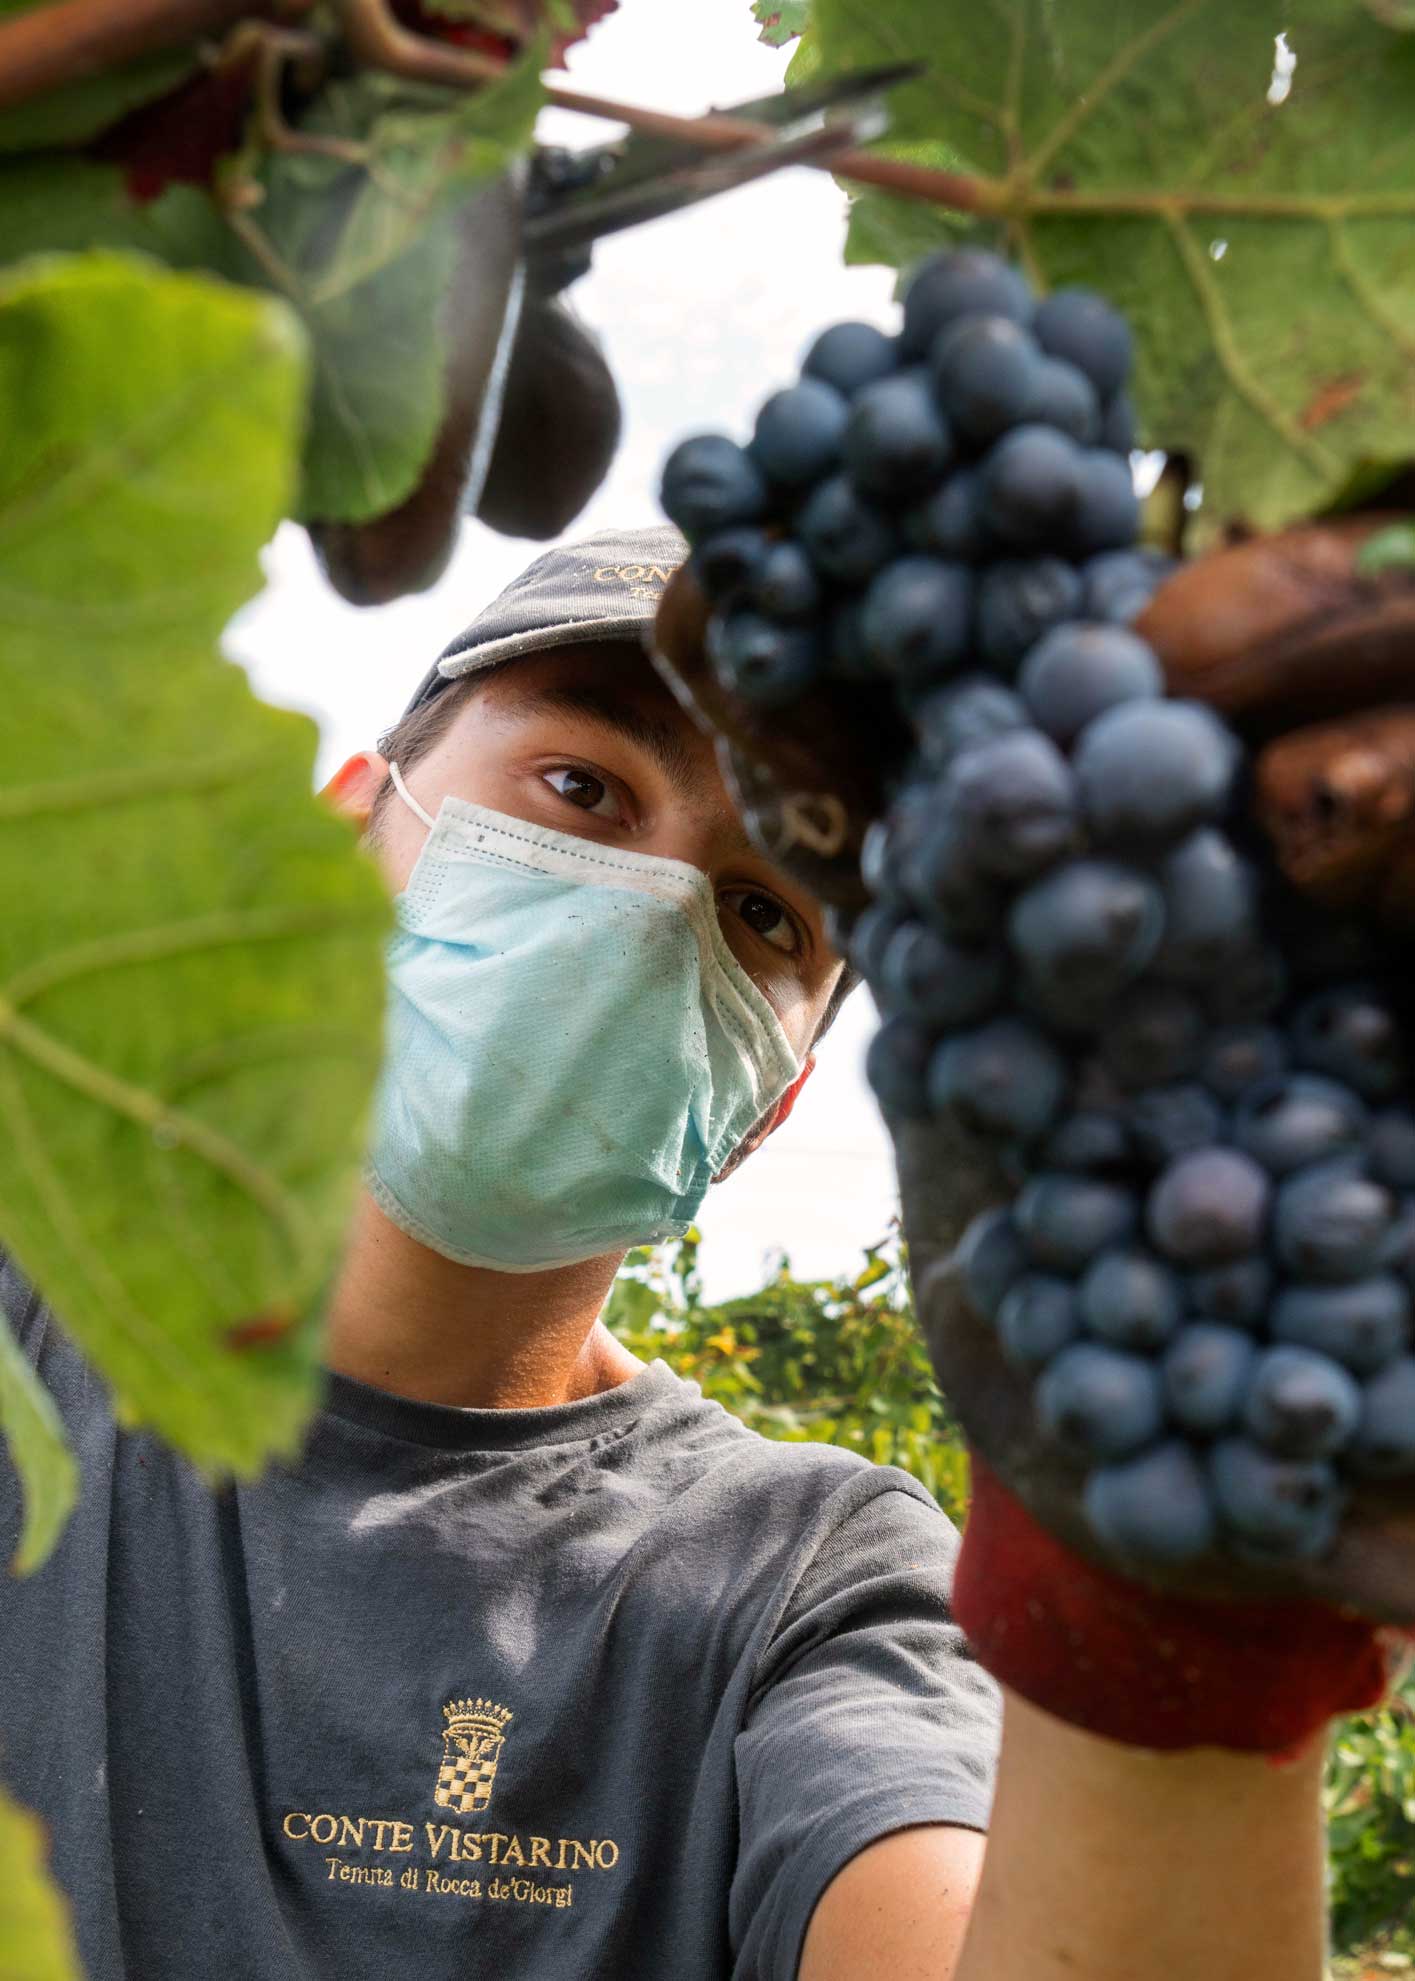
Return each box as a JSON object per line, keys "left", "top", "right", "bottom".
{"left": 0, "top": 526, "right": 1002, "bottom": 1981}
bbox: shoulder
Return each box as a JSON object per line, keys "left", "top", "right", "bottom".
{"left": 637, "top": 1358, "right": 951, "bottom": 1539}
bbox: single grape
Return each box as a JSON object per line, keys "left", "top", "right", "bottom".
{"left": 1187, "top": 1257, "right": 1273, "bottom": 1329}
{"left": 1241, "top": 1345, "right": 1361, "bottom": 1460}
{"left": 1368, "top": 1108, "right": 1415, "bottom": 1191}
{"left": 692, "top": 525, "right": 769, "bottom": 602}
{"left": 944, "top": 729, "right": 1079, "bottom": 881}
{"left": 1349, "top": 1358, "right": 1415, "bottom": 1477}
{"left": 797, "top": 473, "right": 899, "bottom": 584}
{"left": 1033, "top": 287, "right": 1133, "bottom": 398}
{"left": 1100, "top": 390, "right": 1136, "bottom": 455}
{"left": 1035, "top": 1342, "right": 1165, "bottom": 1462}
{"left": 1200, "top": 1026, "right": 1289, "bottom": 1103}
{"left": 979, "top": 424, "right": 1083, "bottom": 545}
{"left": 1270, "top": 1275, "right": 1412, "bottom": 1376}
{"left": 1152, "top": 829, "right": 1258, "bottom": 983}
{"left": 904, "top": 812, "right": 1008, "bottom": 944}
{"left": 864, "top": 1014, "right": 936, "bottom": 1119}
{"left": 1162, "top": 1324, "right": 1257, "bottom": 1437}
{"left": 932, "top": 314, "right": 1042, "bottom": 444}
{"left": 1015, "top": 1175, "right": 1138, "bottom": 1273}
{"left": 1082, "top": 547, "right": 1169, "bottom": 624}
{"left": 1127, "top": 1084, "right": 1225, "bottom": 1169}
{"left": 997, "top": 1274, "right": 1081, "bottom": 1372}
{"left": 752, "top": 539, "right": 822, "bottom": 621}
{"left": 1017, "top": 622, "right": 1163, "bottom": 745}
{"left": 929, "top": 1018, "right": 1068, "bottom": 1142}
{"left": 802, "top": 319, "right": 899, "bottom": 396}
{"left": 1083, "top": 1441, "right": 1218, "bottom": 1564}
{"left": 1232, "top": 1074, "right": 1367, "bottom": 1177}
{"left": 843, "top": 371, "right": 953, "bottom": 499}
{"left": 750, "top": 378, "right": 849, "bottom": 486}
{"left": 1024, "top": 354, "right": 1101, "bottom": 443}
{"left": 913, "top": 676, "right": 1028, "bottom": 772}
{"left": 900, "top": 247, "right": 1034, "bottom": 355}
{"left": 1040, "top": 1109, "right": 1132, "bottom": 1175}
{"left": 1273, "top": 1161, "right": 1396, "bottom": 1282}
{"left": 1147, "top": 1147, "right": 1271, "bottom": 1265}
{"left": 707, "top": 610, "right": 820, "bottom": 707}
{"left": 976, "top": 558, "right": 1085, "bottom": 671}
{"left": 847, "top": 899, "right": 912, "bottom": 982}
{"left": 877, "top": 920, "right": 1004, "bottom": 1028}
{"left": 660, "top": 433, "right": 768, "bottom": 539}
{"left": 1291, "top": 986, "right": 1407, "bottom": 1102}
{"left": 1066, "top": 449, "right": 1141, "bottom": 556}
{"left": 955, "top": 1206, "right": 1027, "bottom": 1323}
{"left": 1079, "top": 1247, "right": 1182, "bottom": 1350}
{"left": 1008, "top": 858, "right": 1163, "bottom": 1000}
{"left": 1073, "top": 700, "right": 1240, "bottom": 846}
{"left": 1098, "top": 985, "right": 1204, "bottom": 1089}
{"left": 1209, "top": 1438, "right": 1343, "bottom": 1559}
{"left": 860, "top": 556, "right": 974, "bottom": 687}
{"left": 905, "top": 467, "right": 994, "bottom": 562}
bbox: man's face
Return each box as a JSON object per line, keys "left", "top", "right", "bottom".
{"left": 356, "top": 644, "right": 845, "bottom": 1064}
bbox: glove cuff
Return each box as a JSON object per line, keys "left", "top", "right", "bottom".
{"left": 954, "top": 1452, "right": 1414, "bottom": 1761}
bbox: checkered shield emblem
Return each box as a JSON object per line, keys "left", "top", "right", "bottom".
{"left": 435, "top": 1698, "right": 514, "bottom": 1814}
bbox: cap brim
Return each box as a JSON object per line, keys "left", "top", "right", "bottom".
{"left": 401, "top": 612, "right": 650, "bottom": 719}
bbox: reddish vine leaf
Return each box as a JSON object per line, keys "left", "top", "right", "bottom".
{"left": 0, "top": 0, "right": 195, "bottom": 154}
{"left": 415, "top": 0, "right": 619, "bottom": 61}
{"left": 752, "top": 1, "right": 812, "bottom": 47}
{"left": 809, "top": 0, "right": 1415, "bottom": 546}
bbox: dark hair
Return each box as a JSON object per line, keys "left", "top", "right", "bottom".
{"left": 372, "top": 660, "right": 862, "bottom": 1044}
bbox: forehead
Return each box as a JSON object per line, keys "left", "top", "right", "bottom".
{"left": 456, "top": 643, "right": 720, "bottom": 787}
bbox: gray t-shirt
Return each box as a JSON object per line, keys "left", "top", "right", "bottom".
{"left": 0, "top": 1251, "right": 1001, "bottom": 1981}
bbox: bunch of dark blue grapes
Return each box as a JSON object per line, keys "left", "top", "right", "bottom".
{"left": 659, "top": 247, "right": 1415, "bottom": 1573}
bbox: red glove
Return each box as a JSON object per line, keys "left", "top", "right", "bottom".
{"left": 954, "top": 1452, "right": 1415, "bottom": 1764}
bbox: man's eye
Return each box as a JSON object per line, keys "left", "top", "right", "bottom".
{"left": 543, "top": 766, "right": 619, "bottom": 819}
{"left": 724, "top": 888, "right": 800, "bottom": 954}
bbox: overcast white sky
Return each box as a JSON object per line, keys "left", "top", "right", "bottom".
{"left": 225, "top": 0, "right": 904, "bottom": 1301}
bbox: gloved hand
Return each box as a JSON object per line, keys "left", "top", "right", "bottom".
{"left": 650, "top": 514, "right": 1415, "bottom": 1762}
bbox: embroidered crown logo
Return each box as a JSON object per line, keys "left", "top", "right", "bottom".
{"left": 435, "top": 1697, "right": 515, "bottom": 1815}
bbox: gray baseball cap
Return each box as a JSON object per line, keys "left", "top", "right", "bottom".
{"left": 400, "top": 523, "right": 689, "bottom": 719}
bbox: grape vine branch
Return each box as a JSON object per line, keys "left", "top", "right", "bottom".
{"left": 0, "top": 0, "right": 995, "bottom": 212}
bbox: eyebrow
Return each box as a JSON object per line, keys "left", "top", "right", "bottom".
{"left": 502, "top": 677, "right": 758, "bottom": 858}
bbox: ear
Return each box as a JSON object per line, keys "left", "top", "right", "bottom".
{"left": 319, "top": 751, "right": 390, "bottom": 827}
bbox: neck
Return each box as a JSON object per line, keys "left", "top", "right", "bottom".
{"left": 323, "top": 1194, "right": 647, "bottom": 1410}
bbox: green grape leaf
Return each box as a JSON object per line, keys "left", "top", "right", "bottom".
{"left": 0, "top": 1786, "right": 80, "bottom": 1981}
{"left": 0, "top": 0, "right": 195, "bottom": 154}
{"left": 752, "top": 1, "right": 812, "bottom": 47}
{"left": 0, "top": 42, "right": 541, "bottom": 530}
{"left": 226, "top": 47, "right": 543, "bottom": 523}
{"left": 0, "top": 251, "right": 390, "bottom": 1474}
{"left": 810, "top": 0, "right": 1415, "bottom": 543}
{"left": 0, "top": 1306, "right": 76, "bottom": 1575}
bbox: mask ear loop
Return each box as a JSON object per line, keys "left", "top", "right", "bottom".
{"left": 388, "top": 760, "right": 438, "bottom": 831}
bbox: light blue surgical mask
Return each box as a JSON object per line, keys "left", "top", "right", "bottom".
{"left": 365, "top": 765, "right": 802, "bottom": 1271}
